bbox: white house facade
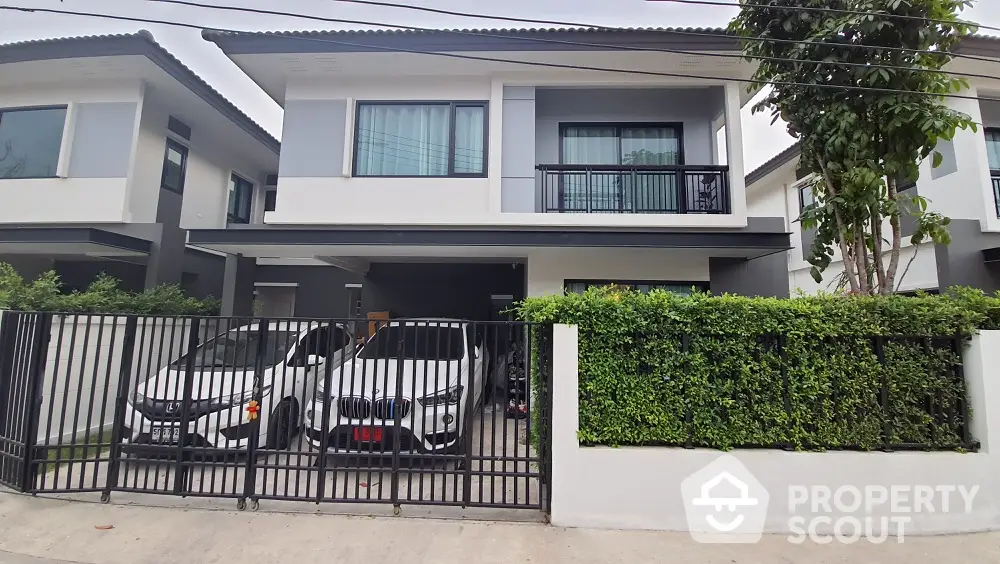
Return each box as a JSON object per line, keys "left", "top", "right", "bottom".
{"left": 192, "top": 27, "right": 791, "bottom": 319}
{"left": 746, "top": 35, "right": 1000, "bottom": 296}
{"left": 0, "top": 31, "right": 279, "bottom": 298}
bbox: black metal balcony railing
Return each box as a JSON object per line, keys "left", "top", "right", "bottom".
{"left": 536, "top": 164, "right": 731, "bottom": 215}
{"left": 992, "top": 170, "right": 1000, "bottom": 217}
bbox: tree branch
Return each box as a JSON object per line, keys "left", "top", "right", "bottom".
{"left": 819, "top": 159, "right": 861, "bottom": 294}
{"left": 883, "top": 177, "right": 903, "bottom": 295}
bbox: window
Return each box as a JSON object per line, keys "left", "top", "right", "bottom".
{"left": 264, "top": 189, "right": 277, "bottom": 212}
{"left": 160, "top": 138, "right": 188, "bottom": 194}
{"left": 560, "top": 123, "right": 682, "bottom": 211}
{"left": 564, "top": 280, "right": 707, "bottom": 296}
{"left": 360, "top": 324, "right": 465, "bottom": 360}
{"left": 799, "top": 183, "right": 816, "bottom": 210}
{"left": 353, "top": 102, "right": 487, "bottom": 177}
{"left": 986, "top": 128, "right": 1000, "bottom": 173}
{"left": 227, "top": 173, "right": 254, "bottom": 224}
{"left": 0, "top": 106, "right": 67, "bottom": 179}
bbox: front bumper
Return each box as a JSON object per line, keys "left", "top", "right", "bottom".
{"left": 122, "top": 401, "right": 259, "bottom": 451}
{"left": 303, "top": 399, "right": 464, "bottom": 454}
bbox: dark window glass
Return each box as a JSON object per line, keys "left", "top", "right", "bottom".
{"left": 564, "top": 280, "right": 706, "bottom": 295}
{"left": 264, "top": 189, "right": 277, "bottom": 212}
{"left": 354, "top": 102, "right": 487, "bottom": 177}
{"left": 359, "top": 324, "right": 465, "bottom": 360}
{"left": 0, "top": 107, "right": 67, "bottom": 179}
{"left": 176, "top": 330, "right": 296, "bottom": 370}
{"left": 160, "top": 138, "right": 188, "bottom": 194}
{"left": 986, "top": 128, "right": 1000, "bottom": 171}
{"left": 227, "top": 173, "right": 254, "bottom": 224}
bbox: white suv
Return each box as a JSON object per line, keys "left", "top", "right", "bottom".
{"left": 305, "top": 319, "right": 487, "bottom": 454}
{"left": 124, "top": 321, "right": 354, "bottom": 451}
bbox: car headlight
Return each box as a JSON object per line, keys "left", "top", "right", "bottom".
{"left": 417, "top": 385, "right": 463, "bottom": 407}
{"left": 212, "top": 386, "right": 271, "bottom": 408}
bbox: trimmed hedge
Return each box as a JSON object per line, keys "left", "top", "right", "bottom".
{"left": 0, "top": 263, "right": 220, "bottom": 315}
{"left": 518, "top": 287, "right": 999, "bottom": 450}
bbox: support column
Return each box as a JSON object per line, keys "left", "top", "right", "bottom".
{"left": 550, "top": 323, "right": 579, "bottom": 527}
{"left": 723, "top": 82, "right": 748, "bottom": 223}
{"left": 221, "top": 254, "right": 256, "bottom": 316}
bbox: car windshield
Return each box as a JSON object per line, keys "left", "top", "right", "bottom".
{"left": 359, "top": 324, "right": 465, "bottom": 361}
{"left": 174, "top": 330, "right": 297, "bottom": 370}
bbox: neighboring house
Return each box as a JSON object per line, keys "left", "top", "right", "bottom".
{"left": 0, "top": 31, "right": 279, "bottom": 299}
{"left": 746, "top": 35, "right": 1000, "bottom": 295}
{"left": 189, "top": 27, "right": 793, "bottom": 319}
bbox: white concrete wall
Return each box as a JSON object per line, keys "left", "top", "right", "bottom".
{"left": 0, "top": 81, "right": 143, "bottom": 224}
{"left": 789, "top": 243, "right": 940, "bottom": 295}
{"left": 550, "top": 325, "right": 1000, "bottom": 534}
{"left": 525, "top": 248, "right": 711, "bottom": 297}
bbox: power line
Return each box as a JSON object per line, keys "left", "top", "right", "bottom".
{"left": 328, "top": 0, "right": 1000, "bottom": 64}
{"left": 649, "top": 0, "right": 998, "bottom": 34}
{"left": 3, "top": 4, "right": 1000, "bottom": 104}
{"left": 147, "top": 0, "right": 1000, "bottom": 83}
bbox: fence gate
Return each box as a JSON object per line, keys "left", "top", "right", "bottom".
{"left": 0, "top": 313, "right": 552, "bottom": 516}
{"left": 0, "top": 311, "right": 49, "bottom": 491}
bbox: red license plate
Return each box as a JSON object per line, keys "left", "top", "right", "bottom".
{"left": 353, "top": 426, "right": 384, "bottom": 443}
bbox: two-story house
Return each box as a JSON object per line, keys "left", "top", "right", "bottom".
{"left": 0, "top": 31, "right": 279, "bottom": 300}
{"left": 747, "top": 34, "right": 1000, "bottom": 295}
{"left": 190, "top": 27, "right": 791, "bottom": 319}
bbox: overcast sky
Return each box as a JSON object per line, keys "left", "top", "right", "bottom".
{"left": 2, "top": 0, "right": 999, "bottom": 171}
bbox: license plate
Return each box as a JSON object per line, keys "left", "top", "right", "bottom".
{"left": 151, "top": 427, "right": 181, "bottom": 443}
{"left": 353, "top": 426, "right": 384, "bottom": 443}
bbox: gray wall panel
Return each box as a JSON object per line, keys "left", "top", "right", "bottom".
{"left": 279, "top": 99, "right": 347, "bottom": 177}
{"left": 936, "top": 219, "right": 1000, "bottom": 292}
{"left": 502, "top": 88, "right": 537, "bottom": 213}
{"left": 709, "top": 254, "right": 790, "bottom": 298}
{"left": 68, "top": 102, "right": 137, "bottom": 178}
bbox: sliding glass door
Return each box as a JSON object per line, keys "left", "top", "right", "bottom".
{"left": 560, "top": 124, "right": 681, "bottom": 212}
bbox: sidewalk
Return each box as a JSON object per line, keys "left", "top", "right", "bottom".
{"left": 1, "top": 493, "right": 999, "bottom": 564}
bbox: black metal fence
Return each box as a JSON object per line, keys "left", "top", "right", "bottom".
{"left": 537, "top": 164, "right": 731, "bottom": 214}
{"left": 0, "top": 311, "right": 552, "bottom": 513}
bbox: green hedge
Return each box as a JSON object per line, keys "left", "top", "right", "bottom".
{"left": 0, "top": 263, "right": 220, "bottom": 315}
{"left": 518, "top": 287, "right": 998, "bottom": 450}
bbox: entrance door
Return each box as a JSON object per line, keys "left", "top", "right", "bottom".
{"left": 254, "top": 286, "right": 296, "bottom": 317}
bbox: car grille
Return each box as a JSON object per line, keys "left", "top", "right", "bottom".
{"left": 133, "top": 398, "right": 219, "bottom": 422}
{"left": 338, "top": 397, "right": 410, "bottom": 420}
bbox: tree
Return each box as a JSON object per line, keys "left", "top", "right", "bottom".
{"left": 730, "top": 0, "right": 978, "bottom": 294}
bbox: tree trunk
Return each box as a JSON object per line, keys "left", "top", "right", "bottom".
{"left": 871, "top": 201, "right": 887, "bottom": 294}
{"left": 882, "top": 178, "right": 903, "bottom": 295}
{"left": 819, "top": 161, "right": 861, "bottom": 294}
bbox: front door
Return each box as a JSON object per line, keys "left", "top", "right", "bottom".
{"left": 254, "top": 286, "right": 296, "bottom": 317}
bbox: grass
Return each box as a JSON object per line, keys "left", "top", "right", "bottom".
{"left": 42, "top": 432, "right": 110, "bottom": 467}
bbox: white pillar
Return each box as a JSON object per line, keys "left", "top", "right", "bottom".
{"left": 962, "top": 331, "right": 1000, "bottom": 454}
{"left": 550, "top": 323, "right": 579, "bottom": 527}
{"left": 723, "top": 82, "right": 748, "bottom": 225}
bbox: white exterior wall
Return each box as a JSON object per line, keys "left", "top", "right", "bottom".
{"left": 551, "top": 325, "right": 1000, "bottom": 534}
{"left": 0, "top": 81, "right": 143, "bottom": 224}
{"left": 525, "top": 248, "right": 710, "bottom": 297}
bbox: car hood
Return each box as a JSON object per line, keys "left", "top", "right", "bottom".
{"left": 320, "top": 358, "right": 465, "bottom": 399}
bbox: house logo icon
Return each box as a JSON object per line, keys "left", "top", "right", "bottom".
{"left": 681, "top": 455, "right": 770, "bottom": 543}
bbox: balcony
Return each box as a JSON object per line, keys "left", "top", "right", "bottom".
{"left": 536, "top": 164, "right": 731, "bottom": 214}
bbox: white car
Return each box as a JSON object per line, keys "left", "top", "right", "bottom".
{"left": 124, "top": 321, "right": 354, "bottom": 451}
{"left": 304, "top": 319, "right": 488, "bottom": 454}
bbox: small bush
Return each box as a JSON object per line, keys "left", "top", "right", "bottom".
{"left": 518, "top": 287, "right": 997, "bottom": 450}
{"left": 0, "top": 265, "right": 219, "bottom": 315}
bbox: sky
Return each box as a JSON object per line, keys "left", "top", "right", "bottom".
{"left": 2, "top": 0, "right": 999, "bottom": 172}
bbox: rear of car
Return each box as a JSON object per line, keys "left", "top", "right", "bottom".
{"left": 305, "top": 319, "right": 486, "bottom": 454}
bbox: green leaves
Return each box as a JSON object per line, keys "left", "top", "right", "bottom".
{"left": 520, "top": 286, "right": 991, "bottom": 450}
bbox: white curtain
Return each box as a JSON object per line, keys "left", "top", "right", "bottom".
{"left": 561, "top": 127, "right": 618, "bottom": 210}
{"left": 453, "top": 106, "right": 485, "bottom": 174}
{"left": 356, "top": 104, "right": 451, "bottom": 176}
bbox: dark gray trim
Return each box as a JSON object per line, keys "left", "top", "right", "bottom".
{"left": 202, "top": 27, "right": 739, "bottom": 55}
{"left": 189, "top": 226, "right": 790, "bottom": 251}
{"left": 0, "top": 31, "right": 279, "bottom": 155}
{"left": 745, "top": 143, "right": 801, "bottom": 187}
{"left": 167, "top": 116, "right": 192, "bottom": 140}
{"left": 0, "top": 227, "right": 152, "bottom": 254}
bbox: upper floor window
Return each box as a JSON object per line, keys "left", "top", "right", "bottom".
{"left": 986, "top": 128, "right": 1000, "bottom": 174}
{"left": 561, "top": 124, "right": 682, "bottom": 166}
{"left": 353, "top": 102, "right": 486, "bottom": 177}
{"left": 0, "top": 106, "right": 67, "bottom": 179}
{"left": 228, "top": 173, "right": 254, "bottom": 224}
{"left": 799, "top": 183, "right": 816, "bottom": 210}
{"left": 160, "top": 138, "right": 188, "bottom": 194}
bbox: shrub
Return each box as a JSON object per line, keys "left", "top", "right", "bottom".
{"left": 0, "top": 266, "right": 220, "bottom": 315}
{"left": 518, "top": 287, "right": 996, "bottom": 450}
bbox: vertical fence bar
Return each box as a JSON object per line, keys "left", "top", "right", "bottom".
{"left": 542, "top": 324, "right": 554, "bottom": 514}
{"left": 389, "top": 324, "right": 405, "bottom": 510}
{"left": 461, "top": 323, "right": 476, "bottom": 508}
{"left": 19, "top": 313, "right": 51, "bottom": 492}
{"left": 682, "top": 333, "right": 694, "bottom": 449}
{"left": 173, "top": 317, "right": 201, "bottom": 495}
{"left": 778, "top": 334, "right": 794, "bottom": 451}
{"left": 873, "top": 336, "right": 892, "bottom": 452}
{"left": 102, "top": 317, "right": 138, "bottom": 502}
{"left": 951, "top": 335, "right": 973, "bottom": 448}
{"left": 242, "top": 321, "right": 269, "bottom": 507}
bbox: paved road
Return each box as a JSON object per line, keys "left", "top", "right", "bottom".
{"left": 1, "top": 492, "right": 999, "bottom": 563}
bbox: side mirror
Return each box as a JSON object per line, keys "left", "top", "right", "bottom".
{"left": 474, "top": 345, "right": 481, "bottom": 359}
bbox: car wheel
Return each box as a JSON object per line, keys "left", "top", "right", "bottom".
{"left": 267, "top": 398, "right": 299, "bottom": 450}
